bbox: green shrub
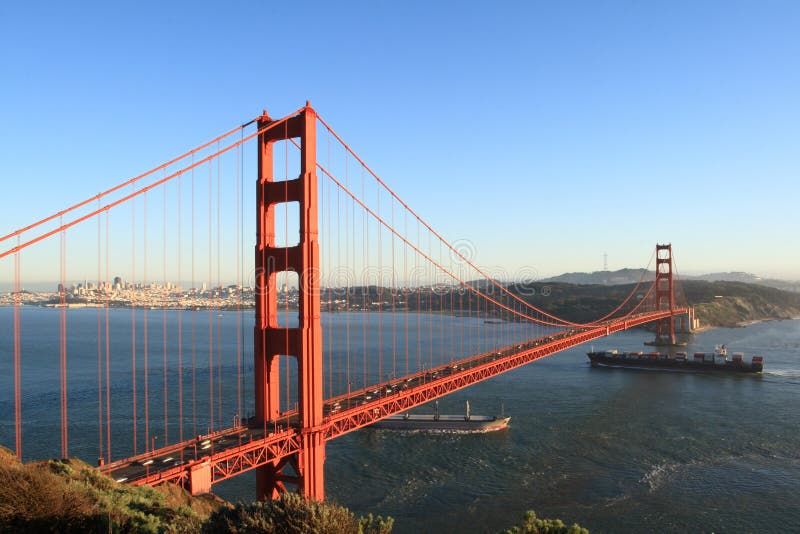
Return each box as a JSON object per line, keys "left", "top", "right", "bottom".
{"left": 500, "top": 510, "right": 588, "bottom": 534}
{"left": 0, "top": 457, "right": 206, "bottom": 533}
{"left": 203, "top": 493, "right": 392, "bottom": 534}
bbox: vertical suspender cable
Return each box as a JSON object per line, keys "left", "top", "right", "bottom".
{"left": 416, "top": 220, "right": 421, "bottom": 375}
{"left": 322, "top": 134, "right": 329, "bottom": 398}
{"left": 13, "top": 237, "right": 22, "bottom": 460}
{"left": 354, "top": 161, "right": 363, "bottom": 389}
{"left": 284, "top": 135, "right": 290, "bottom": 413}
{"left": 216, "top": 147, "right": 222, "bottom": 428}
{"left": 467, "top": 272, "right": 472, "bottom": 355}
{"left": 97, "top": 203, "right": 104, "bottom": 461}
{"left": 59, "top": 220, "right": 68, "bottom": 458}
{"left": 236, "top": 140, "right": 242, "bottom": 422}
{"left": 376, "top": 162, "right": 382, "bottom": 386}
{"left": 143, "top": 191, "right": 150, "bottom": 451}
{"left": 163, "top": 181, "right": 169, "bottom": 445}
{"left": 391, "top": 197, "right": 396, "bottom": 381}
{"left": 214, "top": 147, "right": 223, "bottom": 432}
{"left": 427, "top": 230, "right": 433, "bottom": 372}
{"left": 336, "top": 162, "right": 342, "bottom": 393}
{"left": 447, "top": 241, "right": 452, "bottom": 365}
{"left": 239, "top": 130, "right": 247, "bottom": 418}
{"left": 208, "top": 160, "right": 214, "bottom": 433}
{"left": 322, "top": 133, "right": 331, "bottom": 399}
{"left": 361, "top": 169, "right": 367, "bottom": 392}
{"left": 191, "top": 158, "right": 197, "bottom": 438}
{"left": 105, "top": 214, "right": 111, "bottom": 463}
{"left": 350, "top": 160, "right": 357, "bottom": 392}
{"left": 131, "top": 194, "right": 137, "bottom": 454}
{"left": 344, "top": 152, "right": 350, "bottom": 395}
{"left": 457, "top": 256, "right": 461, "bottom": 360}
{"left": 178, "top": 173, "right": 184, "bottom": 445}
{"left": 236, "top": 141, "right": 242, "bottom": 426}
{"left": 404, "top": 209, "right": 409, "bottom": 377}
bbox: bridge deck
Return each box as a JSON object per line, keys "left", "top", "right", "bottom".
{"left": 104, "top": 309, "right": 685, "bottom": 490}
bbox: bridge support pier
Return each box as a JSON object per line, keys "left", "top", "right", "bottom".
{"left": 255, "top": 459, "right": 288, "bottom": 500}
{"left": 299, "top": 430, "right": 325, "bottom": 497}
{"left": 189, "top": 462, "right": 212, "bottom": 496}
{"left": 254, "top": 104, "right": 325, "bottom": 501}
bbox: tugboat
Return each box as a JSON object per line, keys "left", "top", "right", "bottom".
{"left": 370, "top": 401, "right": 510, "bottom": 432}
{"left": 587, "top": 345, "right": 763, "bottom": 373}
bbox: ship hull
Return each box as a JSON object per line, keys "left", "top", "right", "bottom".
{"left": 587, "top": 352, "right": 762, "bottom": 373}
{"left": 371, "top": 414, "right": 510, "bottom": 432}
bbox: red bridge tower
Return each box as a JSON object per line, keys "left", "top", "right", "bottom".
{"left": 655, "top": 243, "right": 676, "bottom": 345}
{"left": 254, "top": 104, "right": 325, "bottom": 500}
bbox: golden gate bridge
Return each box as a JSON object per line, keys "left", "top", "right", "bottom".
{"left": 0, "top": 103, "right": 689, "bottom": 500}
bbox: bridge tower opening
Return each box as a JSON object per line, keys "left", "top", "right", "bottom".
{"left": 254, "top": 104, "right": 325, "bottom": 501}
{"left": 655, "top": 243, "right": 676, "bottom": 345}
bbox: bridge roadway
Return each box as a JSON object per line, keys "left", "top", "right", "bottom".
{"left": 103, "top": 309, "right": 686, "bottom": 492}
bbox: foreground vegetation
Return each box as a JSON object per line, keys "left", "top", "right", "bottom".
{"left": 203, "top": 497, "right": 392, "bottom": 534}
{"left": 0, "top": 446, "right": 393, "bottom": 533}
{"left": 0, "top": 445, "right": 390, "bottom": 533}
{"left": 499, "top": 510, "right": 588, "bottom": 534}
{"left": 0, "top": 446, "right": 587, "bottom": 533}
{"left": 0, "top": 446, "right": 217, "bottom": 532}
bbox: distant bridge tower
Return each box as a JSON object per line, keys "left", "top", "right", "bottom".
{"left": 655, "top": 243, "right": 676, "bottom": 345}
{"left": 254, "top": 104, "right": 325, "bottom": 501}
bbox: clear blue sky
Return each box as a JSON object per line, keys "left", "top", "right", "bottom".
{"left": 1, "top": 1, "right": 799, "bottom": 279}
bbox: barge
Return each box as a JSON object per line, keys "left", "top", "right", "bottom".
{"left": 370, "top": 401, "right": 510, "bottom": 432}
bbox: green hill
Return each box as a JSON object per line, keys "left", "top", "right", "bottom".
{"left": 682, "top": 280, "right": 800, "bottom": 327}
{"left": 504, "top": 280, "right": 800, "bottom": 328}
{"left": 0, "top": 445, "right": 221, "bottom": 533}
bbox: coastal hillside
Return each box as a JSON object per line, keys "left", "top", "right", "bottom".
{"left": 506, "top": 280, "right": 800, "bottom": 328}
{"left": 682, "top": 280, "right": 800, "bottom": 327}
{"left": 540, "top": 268, "right": 649, "bottom": 286}
{"left": 0, "top": 446, "right": 395, "bottom": 533}
{"left": 542, "top": 269, "right": 800, "bottom": 293}
{"left": 0, "top": 446, "right": 586, "bottom": 533}
{"left": 0, "top": 446, "right": 221, "bottom": 532}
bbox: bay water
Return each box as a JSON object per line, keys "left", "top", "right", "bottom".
{"left": 1, "top": 308, "right": 798, "bottom": 532}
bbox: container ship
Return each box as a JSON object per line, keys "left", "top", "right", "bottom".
{"left": 587, "top": 345, "right": 763, "bottom": 373}
{"left": 370, "top": 401, "right": 510, "bottom": 432}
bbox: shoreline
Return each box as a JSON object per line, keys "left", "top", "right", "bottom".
{"left": 691, "top": 315, "right": 800, "bottom": 334}
{"left": 4, "top": 303, "right": 800, "bottom": 330}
